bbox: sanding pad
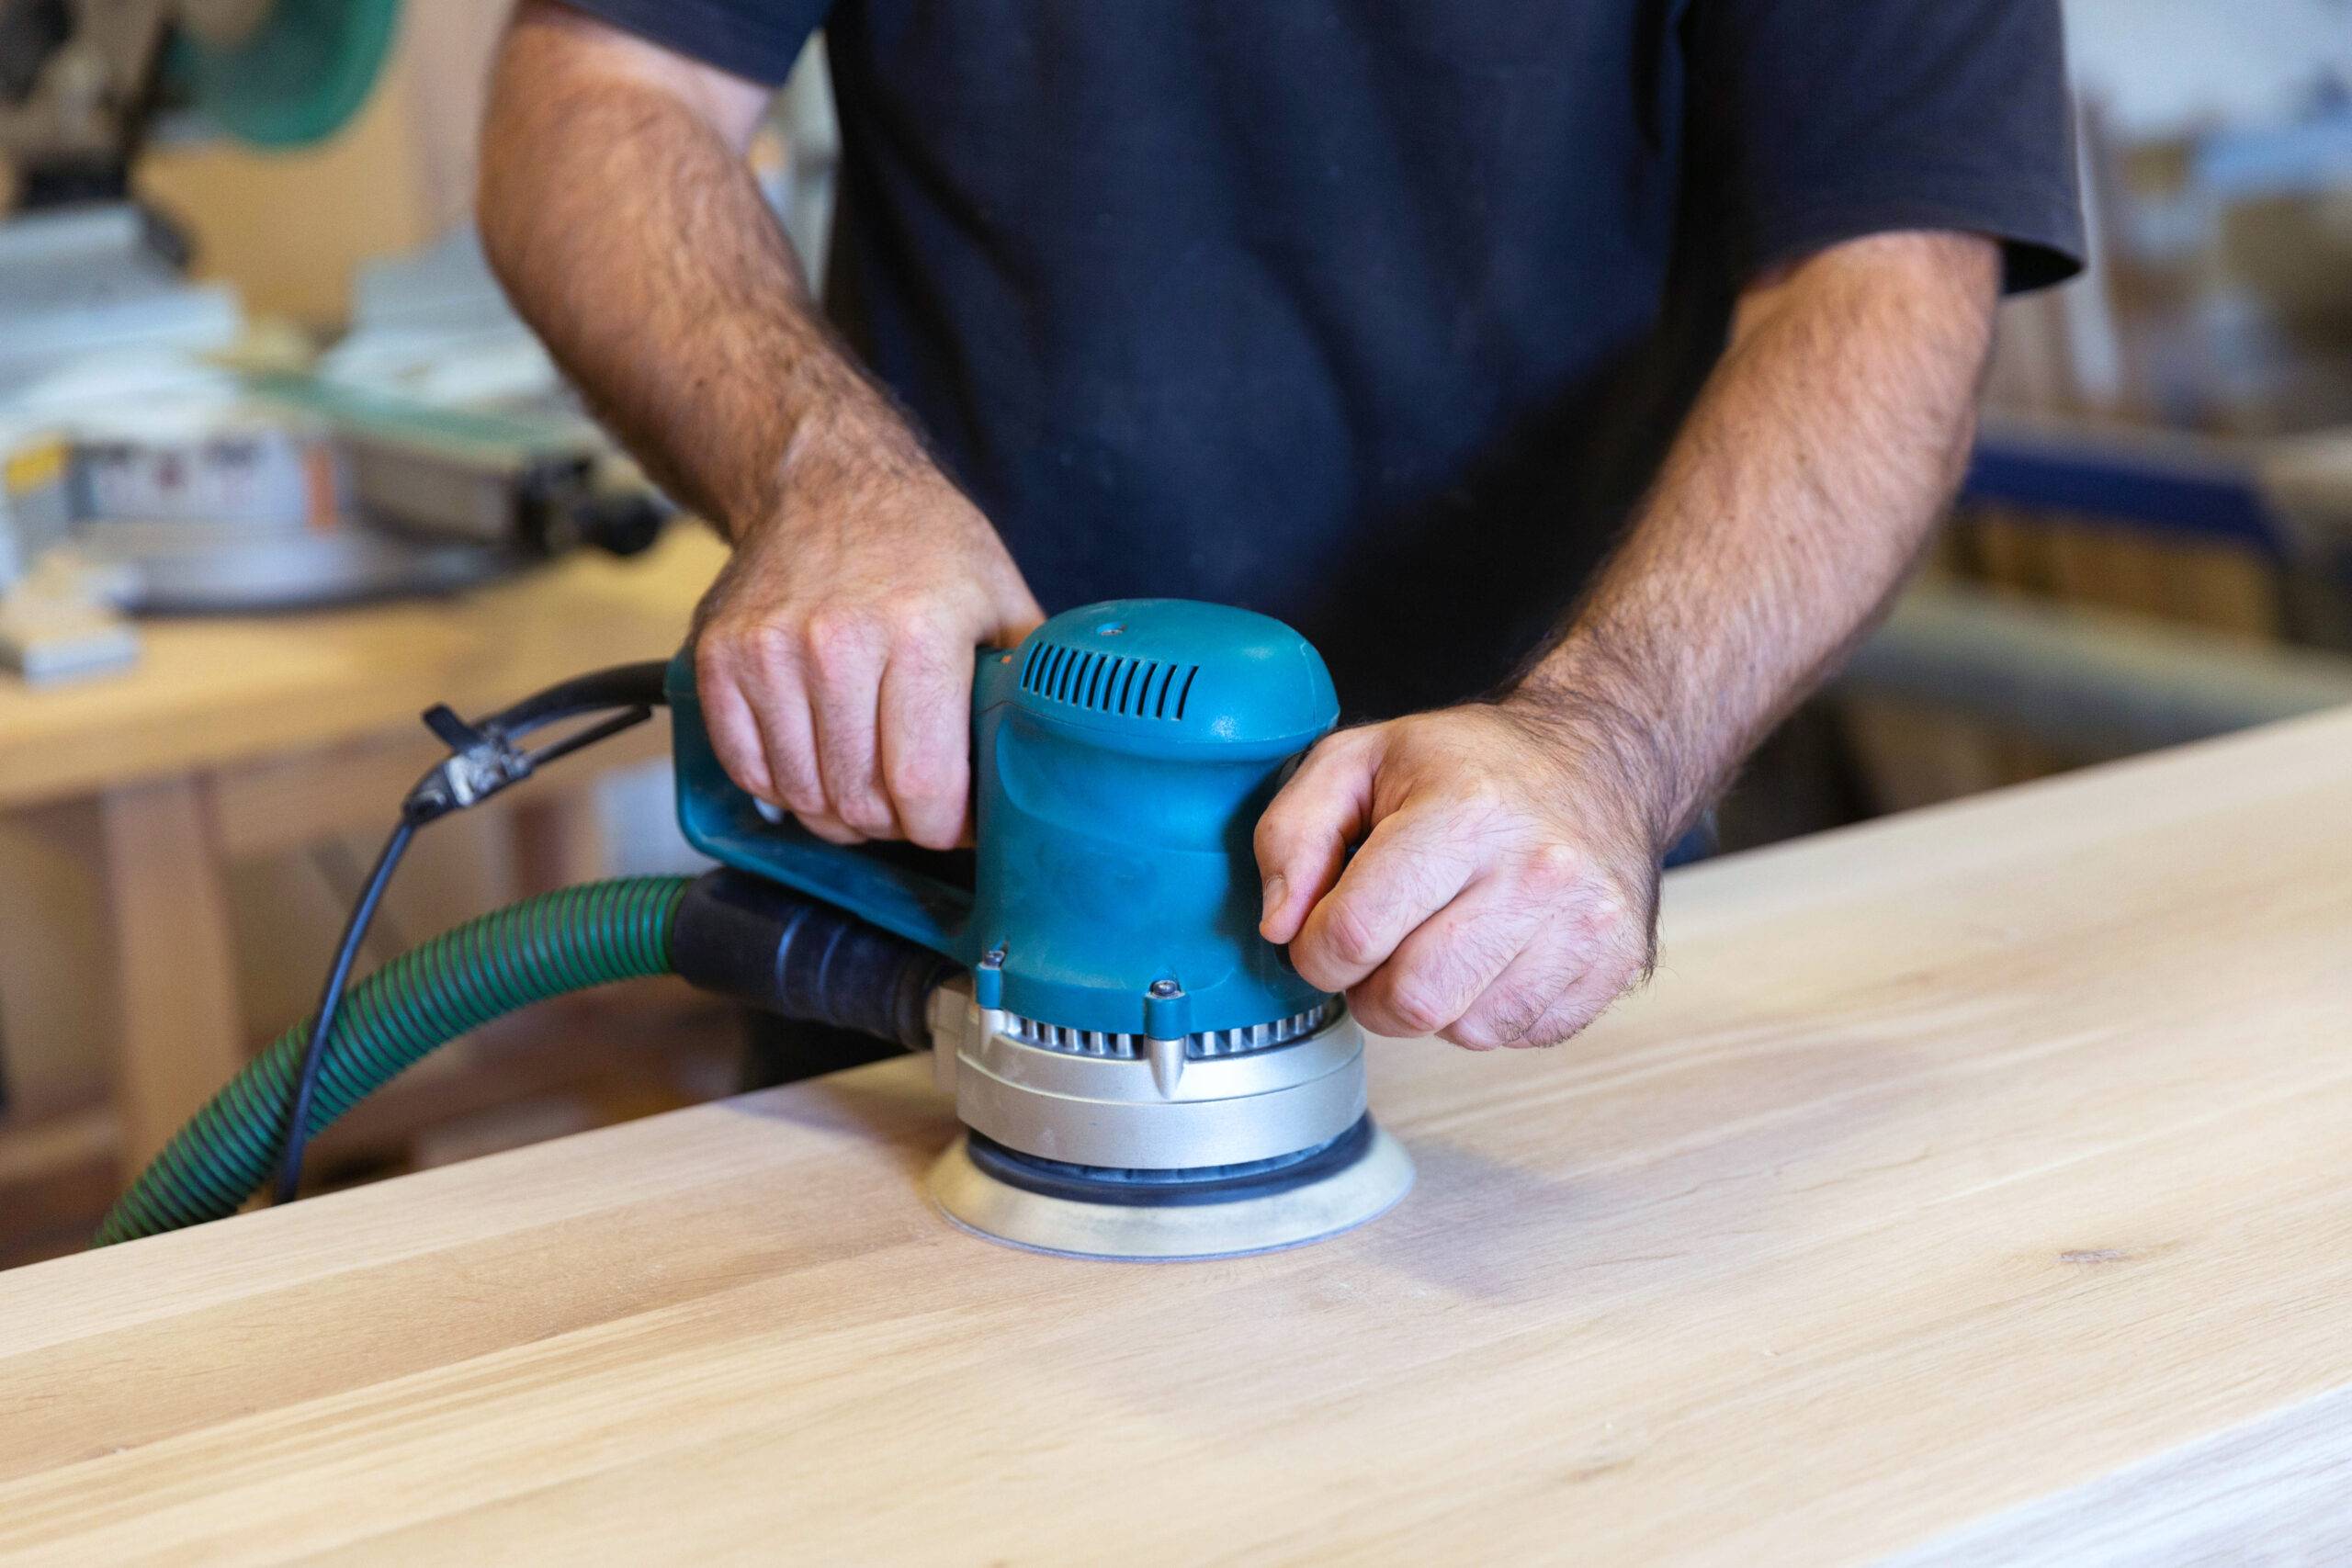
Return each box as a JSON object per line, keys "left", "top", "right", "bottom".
{"left": 926, "top": 1122, "right": 1413, "bottom": 1261}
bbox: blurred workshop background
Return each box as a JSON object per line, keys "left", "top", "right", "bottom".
{"left": 3, "top": 0, "right": 2349, "bottom": 1264}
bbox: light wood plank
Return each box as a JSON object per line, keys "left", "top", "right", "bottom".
{"left": 1883, "top": 1384, "right": 2352, "bottom": 1566}
{"left": 3, "top": 709, "right": 2351, "bottom": 1563}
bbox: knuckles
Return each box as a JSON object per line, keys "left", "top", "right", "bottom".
{"left": 836, "top": 796, "right": 899, "bottom": 838}
{"left": 800, "top": 604, "right": 886, "bottom": 675}
{"left": 1575, "top": 886, "right": 1652, "bottom": 978}
{"left": 1272, "top": 705, "right": 1666, "bottom": 1056}
{"left": 1290, "top": 920, "right": 1372, "bottom": 992}
{"left": 690, "top": 551, "right": 1012, "bottom": 851}
{"left": 1380, "top": 983, "right": 1453, "bottom": 1039}
{"left": 1441, "top": 774, "right": 1510, "bottom": 821}
{"left": 1521, "top": 840, "right": 1588, "bottom": 896}
{"left": 873, "top": 592, "right": 955, "bottom": 649}
{"left": 694, "top": 617, "right": 812, "bottom": 708}
{"left": 1446, "top": 987, "right": 1548, "bottom": 1051}
{"left": 842, "top": 812, "right": 897, "bottom": 837}
{"left": 691, "top": 620, "right": 757, "bottom": 684}
{"left": 1250, "top": 805, "right": 1295, "bottom": 863}
{"left": 742, "top": 618, "right": 804, "bottom": 671}
{"left": 707, "top": 595, "right": 967, "bottom": 687}
{"left": 1317, "top": 901, "right": 1388, "bottom": 972}
{"left": 885, "top": 751, "right": 954, "bottom": 807}
{"left": 1290, "top": 945, "right": 1348, "bottom": 995}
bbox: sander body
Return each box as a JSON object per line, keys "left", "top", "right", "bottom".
{"left": 669, "top": 599, "right": 1412, "bottom": 1259}
{"left": 92, "top": 598, "right": 1410, "bottom": 1260}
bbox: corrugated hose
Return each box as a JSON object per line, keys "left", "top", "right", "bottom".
{"left": 92, "top": 876, "right": 690, "bottom": 1247}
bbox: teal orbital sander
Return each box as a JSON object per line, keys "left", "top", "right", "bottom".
{"left": 96, "top": 601, "right": 1413, "bottom": 1261}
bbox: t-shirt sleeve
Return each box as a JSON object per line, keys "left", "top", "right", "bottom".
{"left": 553, "top": 0, "right": 829, "bottom": 88}
{"left": 1684, "top": 0, "right": 2085, "bottom": 293}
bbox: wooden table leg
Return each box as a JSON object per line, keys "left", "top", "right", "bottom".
{"left": 99, "top": 776, "right": 248, "bottom": 1170}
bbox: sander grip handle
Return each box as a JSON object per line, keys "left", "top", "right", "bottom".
{"left": 665, "top": 650, "right": 980, "bottom": 963}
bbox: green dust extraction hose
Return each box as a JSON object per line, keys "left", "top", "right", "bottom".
{"left": 94, "top": 876, "right": 691, "bottom": 1247}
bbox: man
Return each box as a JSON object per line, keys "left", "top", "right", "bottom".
{"left": 479, "top": 2, "right": 2080, "bottom": 1052}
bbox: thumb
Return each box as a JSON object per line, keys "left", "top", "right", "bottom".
{"left": 1253, "top": 728, "right": 1381, "bottom": 945}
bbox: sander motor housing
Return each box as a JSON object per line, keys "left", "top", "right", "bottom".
{"left": 668, "top": 599, "right": 1411, "bottom": 1257}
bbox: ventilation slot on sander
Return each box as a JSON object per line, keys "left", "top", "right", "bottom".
{"left": 1004, "top": 998, "right": 1342, "bottom": 1062}
{"left": 1020, "top": 640, "right": 1200, "bottom": 720}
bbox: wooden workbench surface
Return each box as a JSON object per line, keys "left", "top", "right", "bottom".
{"left": 4, "top": 708, "right": 2350, "bottom": 1564}
{"left": 0, "top": 530, "right": 726, "bottom": 810}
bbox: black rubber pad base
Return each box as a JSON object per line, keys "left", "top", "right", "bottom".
{"left": 961, "top": 1115, "right": 1377, "bottom": 1210}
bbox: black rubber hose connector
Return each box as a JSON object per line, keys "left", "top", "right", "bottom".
{"left": 669, "top": 870, "right": 956, "bottom": 1050}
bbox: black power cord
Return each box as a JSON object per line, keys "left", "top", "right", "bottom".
{"left": 268, "top": 661, "right": 670, "bottom": 1204}
{"left": 272, "top": 818, "right": 415, "bottom": 1203}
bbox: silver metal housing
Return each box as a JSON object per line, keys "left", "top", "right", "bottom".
{"left": 920, "top": 981, "right": 1415, "bottom": 1258}
{"left": 926, "top": 982, "right": 1370, "bottom": 1170}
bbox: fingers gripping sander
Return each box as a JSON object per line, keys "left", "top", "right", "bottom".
{"left": 668, "top": 601, "right": 1413, "bottom": 1259}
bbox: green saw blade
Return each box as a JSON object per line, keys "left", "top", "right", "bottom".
{"left": 171, "top": 0, "right": 401, "bottom": 149}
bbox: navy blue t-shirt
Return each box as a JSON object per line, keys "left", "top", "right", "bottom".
{"left": 565, "top": 0, "right": 2082, "bottom": 719}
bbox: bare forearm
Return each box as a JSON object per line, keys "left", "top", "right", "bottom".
{"left": 1512, "top": 231, "right": 2000, "bottom": 846}
{"left": 477, "top": 3, "right": 916, "bottom": 538}
{"left": 479, "top": 5, "right": 1040, "bottom": 850}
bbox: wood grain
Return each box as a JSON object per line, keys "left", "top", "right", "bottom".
{"left": 3, "top": 709, "right": 2351, "bottom": 1564}
{"left": 1883, "top": 1385, "right": 2352, "bottom": 1566}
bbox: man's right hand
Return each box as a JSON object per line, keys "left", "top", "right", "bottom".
{"left": 479, "top": 5, "right": 1039, "bottom": 849}
{"left": 692, "top": 421, "right": 1043, "bottom": 851}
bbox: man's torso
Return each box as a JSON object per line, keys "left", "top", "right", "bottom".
{"left": 822, "top": 1, "right": 1722, "bottom": 717}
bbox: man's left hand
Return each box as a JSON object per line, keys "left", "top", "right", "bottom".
{"left": 1253, "top": 698, "right": 1667, "bottom": 1050}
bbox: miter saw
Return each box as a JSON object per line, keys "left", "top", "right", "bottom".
{"left": 0, "top": 0, "right": 666, "bottom": 678}
{"left": 95, "top": 599, "right": 1415, "bottom": 1261}
{"left": 0, "top": 0, "right": 397, "bottom": 203}
{"left": 2, "top": 0, "right": 403, "bottom": 645}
